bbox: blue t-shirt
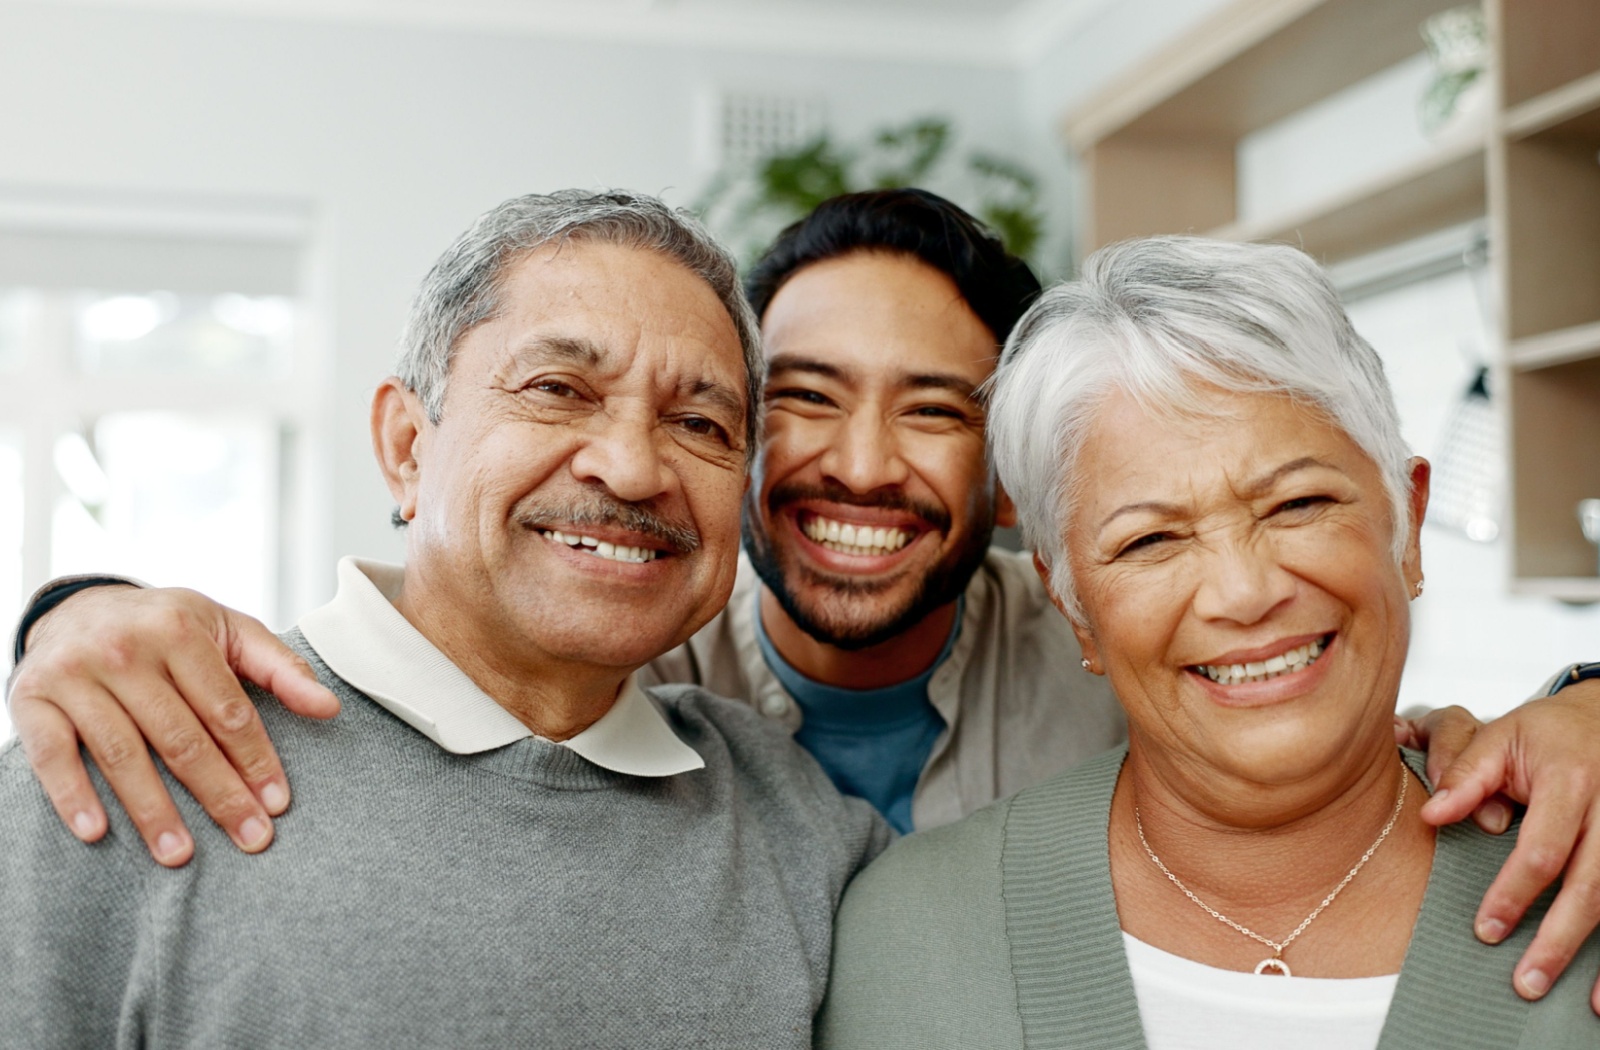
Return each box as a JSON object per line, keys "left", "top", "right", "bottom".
{"left": 754, "top": 600, "right": 958, "bottom": 834}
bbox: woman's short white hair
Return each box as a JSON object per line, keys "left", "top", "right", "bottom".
{"left": 988, "top": 235, "right": 1412, "bottom": 621}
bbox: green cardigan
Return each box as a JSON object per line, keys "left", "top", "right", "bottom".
{"left": 817, "top": 748, "right": 1600, "bottom": 1049}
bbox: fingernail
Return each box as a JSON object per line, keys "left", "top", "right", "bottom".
{"left": 1519, "top": 969, "right": 1550, "bottom": 997}
{"left": 239, "top": 817, "right": 271, "bottom": 849}
{"left": 1430, "top": 788, "right": 1451, "bottom": 805}
{"left": 260, "top": 782, "right": 288, "bottom": 814}
{"left": 156, "top": 831, "right": 187, "bottom": 861}
{"left": 1477, "top": 918, "right": 1508, "bottom": 943}
{"left": 72, "top": 811, "right": 98, "bottom": 838}
{"left": 1480, "top": 801, "right": 1511, "bottom": 832}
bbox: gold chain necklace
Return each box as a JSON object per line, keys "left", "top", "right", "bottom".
{"left": 1133, "top": 765, "right": 1408, "bottom": 977}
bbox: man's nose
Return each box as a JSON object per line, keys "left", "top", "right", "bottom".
{"left": 567, "top": 413, "right": 673, "bottom": 504}
{"left": 1190, "top": 535, "right": 1296, "bottom": 626}
{"left": 816, "top": 412, "right": 910, "bottom": 494}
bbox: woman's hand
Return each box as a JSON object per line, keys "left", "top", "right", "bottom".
{"left": 5, "top": 585, "right": 339, "bottom": 867}
{"left": 1405, "top": 683, "right": 1600, "bottom": 1013}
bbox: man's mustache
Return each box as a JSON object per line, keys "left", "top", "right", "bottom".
{"left": 515, "top": 496, "right": 701, "bottom": 555}
{"left": 765, "top": 479, "right": 950, "bottom": 532}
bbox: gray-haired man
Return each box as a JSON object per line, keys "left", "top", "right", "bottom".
{"left": 0, "top": 191, "right": 889, "bottom": 1048}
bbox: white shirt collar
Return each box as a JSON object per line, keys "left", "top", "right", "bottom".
{"left": 296, "top": 557, "right": 704, "bottom": 777}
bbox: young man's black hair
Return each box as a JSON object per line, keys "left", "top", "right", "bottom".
{"left": 743, "top": 188, "right": 1041, "bottom": 344}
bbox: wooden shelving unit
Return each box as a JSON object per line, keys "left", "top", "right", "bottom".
{"left": 1491, "top": 0, "right": 1600, "bottom": 596}
{"left": 1064, "top": 0, "right": 1600, "bottom": 602}
{"left": 1062, "top": 0, "right": 1474, "bottom": 263}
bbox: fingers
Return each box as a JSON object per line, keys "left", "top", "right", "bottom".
{"left": 11, "top": 584, "right": 296, "bottom": 862}
{"left": 119, "top": 667, "right": 276, "bottom": 855}
{"left": 164, "top": 637, "right": 294, "bottom": 819}
{"left": 44, "top": 681, "right": 200, "bottom": 867}
{"left": 1419, "top": 746, "right": 1502, "bottom": 828}
{"left": 1393, "top": 715, "right": 1422, "bottom": 750}
{"left": 1415, "top": 704, "right": 1484, "bottom": 790}
{"left": 1474, "top": 775, "right": 1589, "bottom": 959}
{"left": 10, "top": 694, "right": 108, "bottom": 843}
{"left": 223, "top": 610, "right": 340, "bottom": 721}
{"left": 1508, "top": 824, "right": 1600, "bottom": 1004}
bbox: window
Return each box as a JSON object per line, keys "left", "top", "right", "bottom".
{"left": 0, "top": 196, "right": 323, "bottom": 740}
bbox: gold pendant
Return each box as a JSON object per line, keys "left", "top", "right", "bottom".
{"left": 1254, "top": 957, "right": 1292, "bottom": 977}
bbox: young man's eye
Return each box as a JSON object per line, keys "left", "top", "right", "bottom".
{"left": 768, "top": 388, "right": 831, "bottom": 407}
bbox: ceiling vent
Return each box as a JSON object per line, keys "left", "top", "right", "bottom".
{"left": 699, "top": 91, "right": 827, "bottom": 169}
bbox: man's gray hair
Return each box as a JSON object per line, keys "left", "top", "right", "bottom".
{"left": 988, "top": 235, "right": 1412, "bottom": 621}
{"left": 395, "top": 189, "right": 764, "bottom": 454}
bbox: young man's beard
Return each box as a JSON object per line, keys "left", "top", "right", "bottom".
{"left": 741, "top": 484, "right": 997, "bottom": 652}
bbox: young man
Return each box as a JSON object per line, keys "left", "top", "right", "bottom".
{"left": 11, "top": 190, "right": 1600, "bottom": 1002}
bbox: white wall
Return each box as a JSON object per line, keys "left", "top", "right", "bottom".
{"left": 0, "top": 1, "right": 1028, "bottom": 623}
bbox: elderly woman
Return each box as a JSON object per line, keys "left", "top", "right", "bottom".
{"left": 817, "top": 237, "right": 1599, "bottom": 1048}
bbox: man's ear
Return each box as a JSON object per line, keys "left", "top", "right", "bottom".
{"left": 1033, "top": 551, "right": 1102, "bottom": 674}
{"left": 372, "top": 378, "right": 430, "bottom": 525}
{"left": 1402, "top": 456, "right": 1431, "bottom": 592}
{"left": 995, "top": 481, "right": 1017, "bottom": 530}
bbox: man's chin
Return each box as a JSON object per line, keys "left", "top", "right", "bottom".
{"left": 761, "top": 576, "right": 942, "bottom": 652}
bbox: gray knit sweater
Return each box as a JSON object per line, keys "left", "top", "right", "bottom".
{"left": 818, "top": 747, "right": 1600, "bottom": 1049}
{"left": 0, "top": 631, "right": 892, "bottom": 1049}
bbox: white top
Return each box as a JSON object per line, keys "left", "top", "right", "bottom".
{"left": 1122, "top": 932, "right": 1398, "bottom": 1050}
{"left": 296, "top": 557, "right": 705, "bottom": 777}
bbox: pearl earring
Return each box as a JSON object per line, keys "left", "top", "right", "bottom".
{"left": 1080, "top": 658, "right": 1092, "bottom": 671}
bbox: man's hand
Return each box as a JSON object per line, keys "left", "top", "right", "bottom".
{"left": 5, "top": 585, "right": 339, "bottom": 867}
{"left": 1407, "top": 683, "right": 1600, "bottom": 1014}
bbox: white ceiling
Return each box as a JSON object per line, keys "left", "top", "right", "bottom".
{"left": 21, "top": 0, "right": 1120, "bottom": 66}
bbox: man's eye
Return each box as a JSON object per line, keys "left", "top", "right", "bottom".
{"left": 768, "top": 388, "right": 832, "bottom": 407}
{"left": 678, "top": 415, "right": 730, "bottom": 443}
{"left": 529, "top": 379, "right": 580, "bottom": 398}
{"left": 910, "top": 405, "right": 963, "bottom": 419}
{"left": 1276, "top": 495, "right": 1330, "bottom": 515}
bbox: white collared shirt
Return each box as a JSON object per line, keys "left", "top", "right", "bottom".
{"left": 296, "top": 557, "right": 704, "bottom": 778}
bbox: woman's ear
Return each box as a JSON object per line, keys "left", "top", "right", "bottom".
{"left": 1034, "top": 551, "right": 1102, "bottom": 674}
{"left": 372, "top": 378, "right": 429, "bottom": 526}
{"left": 1402, "top": 456, "right": 1431, "bottom": 593}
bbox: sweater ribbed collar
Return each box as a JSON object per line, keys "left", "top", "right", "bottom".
{"left": 297, "top": 557, "right": 704, "bottom": 778}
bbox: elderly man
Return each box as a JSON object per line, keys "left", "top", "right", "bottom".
{"left": 0, "top": 191, "right": 889, "bottom": 1047}
{"left": 10, "top": 190, "right": 1600, "bottom": 1001}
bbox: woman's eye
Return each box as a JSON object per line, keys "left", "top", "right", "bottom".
{"left": 910, "top": 405, "right": 963, "bottom": 420}
{"left": 1117, "top": 532, "right": 1169, "bottom": 557}
{"left": 1276, "top": 495, "right": 1330, "bottom": 514}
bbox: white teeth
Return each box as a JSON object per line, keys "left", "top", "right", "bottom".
{"left": 801, "top": 515, "right": 913, "bottom": 557}
{"left": 1196, "top": 638, "right": 1327, "bottom": 685}
{"left": 538, "top": 530, "right": 658, "bottom": 563}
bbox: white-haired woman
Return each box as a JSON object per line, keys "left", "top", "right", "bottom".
{"left": 817, "top": 237, "right": 1599, "bottom": 1048}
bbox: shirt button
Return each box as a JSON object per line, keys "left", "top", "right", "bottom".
{"left": 759, "top": 693, "right": 790, "bottom": 718}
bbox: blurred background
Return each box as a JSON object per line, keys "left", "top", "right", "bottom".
{"left": 1, "top": 0, "right": 1597, "bottom": 735}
